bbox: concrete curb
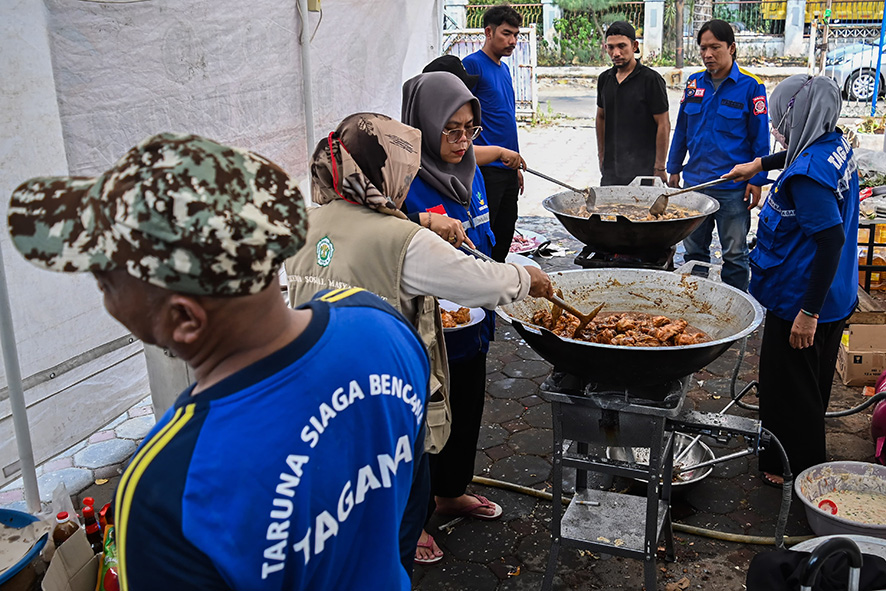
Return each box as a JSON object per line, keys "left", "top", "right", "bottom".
{"left": 537, "top": 65, "right": 810, "bottom": 86}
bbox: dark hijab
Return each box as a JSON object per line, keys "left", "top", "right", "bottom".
{"left": 402, "top": 72, "right": 482, "bottom": 206}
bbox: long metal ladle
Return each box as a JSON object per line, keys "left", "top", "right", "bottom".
{"left": 458, "top": 243, "right": 604, "bottom": 333}
{"left": 526, "top": 168, "right": 596, "bottom": 208}
{"left": 649, "top": 177, "right": 731, "bottom": 217}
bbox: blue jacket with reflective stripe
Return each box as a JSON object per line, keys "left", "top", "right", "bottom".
{"left": 403, "top": 167, "right": 496, "bottom": 362}
{"left": 667, "top": 62, "right": 770, "bottom": 189}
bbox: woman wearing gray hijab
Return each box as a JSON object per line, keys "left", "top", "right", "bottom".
{"left": 401, "top": 71, "right": 507, "bottom": 565}
{"left": 724, "top": 75, "right": 859, "bottom": 486}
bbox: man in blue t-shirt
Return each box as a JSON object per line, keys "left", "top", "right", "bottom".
{"left": 7, "top": 133, "right": 429, "bottom": 590}
{"left": 463, "top": 5, "right": 524, "bottom": 262}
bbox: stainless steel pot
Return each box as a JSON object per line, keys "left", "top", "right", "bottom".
{"left": 542, "top": 178, "right": 720, "bottom": 254}
{"left": 498, "top": 268, "right": 764, "bottom": 387}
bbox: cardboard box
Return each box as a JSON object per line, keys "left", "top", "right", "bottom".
{"left": 41, "top": 529, "right": 100, "bottom": 591}
{"left": 836, "top": 325, "right": 886, "bottom": 386}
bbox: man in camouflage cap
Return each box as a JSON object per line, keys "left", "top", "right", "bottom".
{"left": 8, "top": 132, "right": 430, "bottom": 590}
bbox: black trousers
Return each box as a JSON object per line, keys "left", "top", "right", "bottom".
{"left": 601, "top": 169, "right": 650, "bottom": 186}
{"left": 399, "top": 450, "right": 429, "bottom": 575}
{"left": 480, "top": 166, "right": 520, "bottom": 262}
{"left": 757, "top": 311, "right": 847, "bottom": 476}
{"left": 429, "top": 353, "right": 488, "bottom": 503}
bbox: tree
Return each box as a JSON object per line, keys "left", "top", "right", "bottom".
{"left": 555, "top": 0, "right": 621, "bottom": 41}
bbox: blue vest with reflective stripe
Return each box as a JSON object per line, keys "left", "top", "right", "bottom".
{"left": 750, "top": 131, "right": 859, "bottom": 322}
{"left": 403, "top": 167, "right": 496, "bottom": 361}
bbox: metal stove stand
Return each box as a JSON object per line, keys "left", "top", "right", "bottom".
{"left": 539, "top": 372, "right": 763, "bottom": 591}
{"left": 574, "top": 245, "right": 676, "bottom": 271}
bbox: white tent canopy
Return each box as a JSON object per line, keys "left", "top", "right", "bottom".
{"left": 0, "top": 0, "right": 442, "bottom": 503}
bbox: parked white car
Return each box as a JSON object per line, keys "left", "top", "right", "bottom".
{"left": 825, "top": 42, "right": 886, "bottom": 101}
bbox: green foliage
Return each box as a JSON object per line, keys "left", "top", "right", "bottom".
{"left": 555, "top": 0, "right": 615, "bottom": 9}
{"left": 858, "top": 116, "right": 886, "bottom": 135}
{"left": 554, "top": 13, "right": 604, "bottom": 65}
{"left": 531, "top": 100, "right": 563, "bottom": 127}
{"left": 861, "top": 172, "right": 886, "bottom": 189}
{"left": 645, "top": 48, "right": 677, "bottom": 67}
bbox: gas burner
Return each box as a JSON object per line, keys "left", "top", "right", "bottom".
{"left": 574, "top": 245, "right": 675, "bottom": 270}
{"left": 541, "top": 371, "right": 689, "bottom": 416}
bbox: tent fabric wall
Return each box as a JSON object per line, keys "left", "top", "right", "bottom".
{"left": 45, "top": 0, "right": 442, "bottom": 178}
{"left": 0, "top": 0, "right": 441, "bottom": 488}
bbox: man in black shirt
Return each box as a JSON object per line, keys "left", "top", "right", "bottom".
{"left": 595, "top": 21, "right": 670, "bottom": 186}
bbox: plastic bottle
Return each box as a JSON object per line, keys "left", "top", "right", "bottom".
{"left": 82, "top": 506, "right": 103, "bottom": 554}
{"left": 83, "top": 497, "right": 99, "bottom": 531}
{"left": 99, "top": 502, "right": 114, "bottom": 530}
{"left": 52, "top": 511, "right": 80, "bottom": 548}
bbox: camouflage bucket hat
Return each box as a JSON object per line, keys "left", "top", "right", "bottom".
{"left": 8, "top": 132, "right": 308, "bottom": 296}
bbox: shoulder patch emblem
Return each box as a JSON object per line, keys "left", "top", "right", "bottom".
{"left": 694, "top": 88, "right": 705, "bottom": 97}
{"left": 316, "top": 236, "right": 334, "bottom": 267}
{"left": 687, "top": 79, "right": 697, "bottom": 90}
{"left": 753, "top": 95, "right": 767, "bottom": 115}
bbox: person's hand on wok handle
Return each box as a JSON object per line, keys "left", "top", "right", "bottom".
{"left": 723, "top": 152, "right": 788, "bottom": 209}
{"left": 422, "top": 212, "right": 475, "bottom": 249}
{"left": 525, "top": 266, "right": 554, "bottom": 299}
{"left": 721, "top": 158, "right": 763, "bottom": 210}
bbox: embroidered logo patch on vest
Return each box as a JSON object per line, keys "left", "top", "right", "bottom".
{"left": 316, "top": 236, "right": 334, "bottom": 267}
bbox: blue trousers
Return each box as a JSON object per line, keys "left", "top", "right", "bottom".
{"left": 682, "top": 187, "right": 751, "bottom": 291}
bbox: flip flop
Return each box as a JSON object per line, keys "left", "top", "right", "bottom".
{"left": 414, "top": 533, "right": 443, "bottom": 565}
{"left": 436, "top": 493, "right": 503, "bottom": 521}
{"left": 760, "top": 472, "right": 784, "bottom": 489}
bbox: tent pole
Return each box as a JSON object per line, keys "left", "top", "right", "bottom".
{"left": 871, "top": 1, "right": 886, "bottom": 117}
{"left": 298, "top": 0, "right": 315, "bottom": 179}
{"left": 0, "top": 242, "right": 40, "bottom": 514}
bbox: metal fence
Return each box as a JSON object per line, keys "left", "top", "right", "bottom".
{"left": 706, "top": 0, "right": 883, "bottom": 35}
{"left": 466, "top": 3, "right": 544, "bottom": 34}
{"left": 711, "top": 0, "right": 785, "bottom": 34}
{"left": 443, "top": 25, "right": 539, "bottom": 120}
{"left": 560, "top": 3, "right": 645, "bottom": 33}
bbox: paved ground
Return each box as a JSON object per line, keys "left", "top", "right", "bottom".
{"left": 3, "top": 69, "right": 884, "bottom": 590}
{"left": 0, "top": 396, "right": 155, "bottom": 512}
{"left": 406, "top": 220, "right": 880, "bottom": 591}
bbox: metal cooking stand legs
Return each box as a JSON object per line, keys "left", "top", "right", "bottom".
{"left": 542, "top": 400, "right": 676, "bottom": 591}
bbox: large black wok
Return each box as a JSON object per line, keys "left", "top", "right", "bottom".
{"left": 498, "top": 269, "right": 763, "bottom": 388}
{"left": 543, "top": 180, "right": 719, "bottom": 254}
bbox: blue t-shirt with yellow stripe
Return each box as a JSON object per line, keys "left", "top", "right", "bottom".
{"left": 114, "top": 289, "right": 429, "bottom": 590}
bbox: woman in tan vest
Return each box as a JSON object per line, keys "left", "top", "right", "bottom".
{"left": 285, "top": 112, "right": 552, "bottom": 576}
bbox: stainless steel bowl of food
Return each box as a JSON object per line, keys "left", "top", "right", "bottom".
{"left": 605, "top": 432, "right": 716, "bottom": 489}
{"left": 795, "top": 461, "right": 886, "bottom": 539}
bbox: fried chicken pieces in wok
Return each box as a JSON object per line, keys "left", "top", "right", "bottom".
{"left": 530, "top": 309, "right": 711, "bottom": 347}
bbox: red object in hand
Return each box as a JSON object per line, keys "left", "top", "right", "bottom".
{"left": 818, "top": 499, "right": 838, "bottom": 515}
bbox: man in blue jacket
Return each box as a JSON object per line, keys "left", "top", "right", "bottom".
{"left": 667, "top": 19, "right": 769, "bottom": 290}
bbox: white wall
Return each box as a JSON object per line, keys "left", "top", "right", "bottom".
{"left": 0, "top": 0, "right": 144, "bottom": 486}
{"left": 0, "top": 0, "right": 440, "bottom": 486}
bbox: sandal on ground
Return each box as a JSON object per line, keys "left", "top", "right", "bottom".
{"left": 436, "top": 493, "right": 503, "bottom": 521}
{"left": 760, "top": 472, "right": 785, "bottom": 488}
{"left": 414, "top": 534, "right": 443, "bottom": 565}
